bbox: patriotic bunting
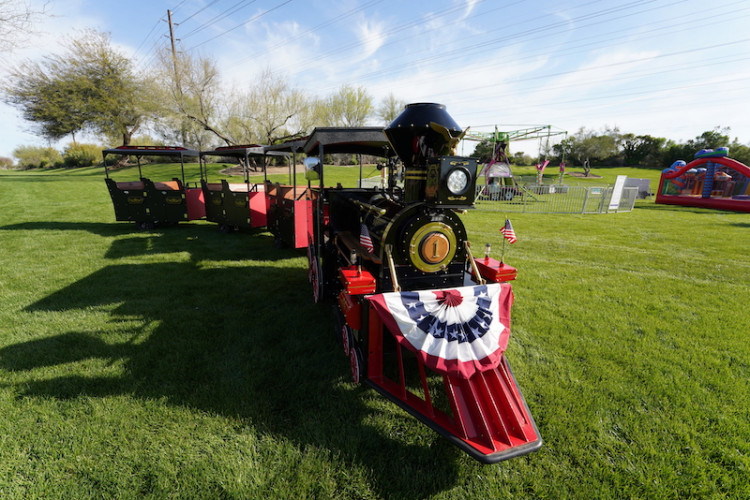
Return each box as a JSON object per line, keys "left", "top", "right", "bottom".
{"left": 367, "top": 283, "right": 514, "bottom": 379}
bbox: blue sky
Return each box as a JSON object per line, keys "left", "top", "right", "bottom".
{"left": 2, "top": 0, "right": 749, "bottom": 158}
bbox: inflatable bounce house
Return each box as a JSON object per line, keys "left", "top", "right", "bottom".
{"left": 655, "top": 148, "right": 750, "bottom": 213}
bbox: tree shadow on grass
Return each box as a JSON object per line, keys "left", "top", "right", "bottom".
{"left": 0, "top": 221, "right": 126, "bottom": 237}
{"left": 1, "top": 261, "right": 460, "bottom": 498}
{"left": 0, "top": 220, "right": 294, "bottom": 263}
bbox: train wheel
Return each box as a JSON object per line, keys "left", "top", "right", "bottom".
{"left": 341, "top": 324, "right": 352, "bottom": 356}
{"left": 310, "top": 256, "right": 321, "bottom": 303}
{"left": 307, "top": 243, "right": 314, "bottom": 283}
{"left": 349, "top": 346, "right": 362, "bottom": 384}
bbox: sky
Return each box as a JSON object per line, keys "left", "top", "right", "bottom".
{"left": 2, "top": 0, "right": 750, "bottom": 159}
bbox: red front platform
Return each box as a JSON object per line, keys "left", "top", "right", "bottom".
{"left": 364, "top": 295, "right": 541, "bottom": 463}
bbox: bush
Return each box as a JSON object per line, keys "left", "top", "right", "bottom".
{"left": 0, "top": 156, "right": 13, "bottom": 169}
{"left": 63, "top": 143, "right": 102, "bottom": 167}
{"left": 12, "top": 145, "right": 63, "bottom": 169}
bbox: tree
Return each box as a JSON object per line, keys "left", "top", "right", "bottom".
{"left": 621, "top": 133, "right": 666, "bottom": 167}
{"left": 244, "top": 68, "right": 310, "bottom": 145}
{"left": 729, "top": 139, "right": 750, "bottom": 166}
{"left": 661, "top": 127, "right": 733, "bottom": 166}
{"left": 3, "top": 29, "right": 146, "bottom": 146}
{"left": 3, "top": 67, "right": 91, "bottom": 143}
{"left": 320, "top": 84, "right": 373, "bottom": 127}
{"left": 470, "top": 140, "right": 494, "bottom": 162}
{"left": 70, "top": 31, "right": 145, "bottom": 145}
{"left": 12, "top": 145, "right": 62, "bottom": 169}
{"left": 0, "top": 0, "right": 47, "bottom": 51}
{"left": 152, "top": 49, "right": 231, "bottom": 147}
{"left": 567, "top": 127, "right": 618, "bottom": 176}
{"left": 376, "top": 93, "right": 406, "bottom": 125}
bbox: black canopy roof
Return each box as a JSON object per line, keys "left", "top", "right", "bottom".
{"left": 102, "top": 145, "right": 199, "bottom": 157}
{"left": 200, "top": 145, "right": 289, "bottom": 158}
{"left": 301, "top": 127, "right": 394, "bottom": 157}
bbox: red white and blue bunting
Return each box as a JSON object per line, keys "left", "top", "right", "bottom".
{"left": 368, "top": 283, "right": 513, "bottom": 379}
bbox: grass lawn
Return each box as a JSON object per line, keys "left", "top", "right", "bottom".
{"left": 0, "top": 165, "right": 748, "bottom": 499}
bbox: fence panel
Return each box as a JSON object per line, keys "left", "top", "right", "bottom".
{"left": 474, "top": 185, "right": 637, "bottom": 214}
{"left": 360, "top": 177, "right": 638, "bottom": 214}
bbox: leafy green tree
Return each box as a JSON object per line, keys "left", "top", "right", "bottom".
{"left": 376, "top": 93, "right": 406, "bottom": 125}
{"left": 3, "top": 29, "right": 145, "bottom": 146}
{"left": 469, "top": 140, "right": 494, "bottom": 162}
{"left": 621, "top": 134, "right": 667, "bottom": 167}
{"left": 4, "top": 63, "right": 91, "bottom": 143}
{"left": 661, "top": 127, "right": 733, "bottom": 166}
{"left": 692, "top": 127, "right": 730, "bottom": 150}
{"left": 568, "top": 127, "right": 618, "bottom": 175}
{"left": 62, "top": 143, "right": 102, "bottom": 167}
{"left": 320, "top": 84, "right": 373, "bottom": 127}
{"left": 12, "top": 145, "right": 63, "bottom": 169}
{"left": 728, "top": 139, "right": 750, "bottom": 165}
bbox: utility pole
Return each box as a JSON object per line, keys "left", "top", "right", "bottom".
{"left": 167, "top": 9, "right": 181, "bottom": 92}
{"left": 167, "top": 9, "right": 188, "bottom": 145}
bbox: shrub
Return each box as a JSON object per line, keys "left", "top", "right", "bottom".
{"left": 63, "top": 143, "right": 102, "bottom": 167}
{"left": 12, "top": 145, "right": 63, "bottom": 169}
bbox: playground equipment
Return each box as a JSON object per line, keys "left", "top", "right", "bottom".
{"left": 655, "top": 148, "right": 750, "bottom": 212}
{"left": 103, "top": 146, "right": 204, "bottom": 229}
{"left": 465, "top": 125, "right": 568, "bottom": 199}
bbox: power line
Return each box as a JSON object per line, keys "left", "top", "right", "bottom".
{"left": 132, "top": 18, "right": 164, "bottom": 60}
{"left": 180, "top": 0, "right": 258, "bottom": 40}
{"left": 177, "top": 0, "right": 221, "bottom": 25}
{"left": 335, "top": 0, "right": 685, "bottom": 90}
{"left": 187, "top": 0, "right": 294, "bottom": 51}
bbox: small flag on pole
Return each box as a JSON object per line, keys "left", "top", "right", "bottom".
{"left": 360, "top": 223, "right": 374, "bottom": 253}
{"left": 500, "top": 219, "right": 517, "bottom": 244}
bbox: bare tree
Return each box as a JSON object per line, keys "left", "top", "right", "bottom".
{"left": 0, "top": 1, "right": 47, "bottom": 51}
{"left": 153, "top": 49, "right": 233, "bottom": 146}
{"left": 244, "top": 68, "right": 310, "bottom": 145}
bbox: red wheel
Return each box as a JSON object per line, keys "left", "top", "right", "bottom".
{"left": 341, "top": 324, "right": 351, "bottom": 355}
{"left": 349, "top": 347, "right": 362, "bottom": 384}
{"left": 307, "top": 242, "right": 314, "bottom": 283}
{"left": 310, "top": 256, "right": 320, "bottom": 303}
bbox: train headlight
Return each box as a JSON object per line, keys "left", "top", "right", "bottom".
{"left": 446, "top": 168, "right": 469, "bottom": 195}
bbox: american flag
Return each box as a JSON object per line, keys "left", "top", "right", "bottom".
{"left": 360, "top": 223, "right": 374, "bottom": 253}
{"left": 500, "top": 219, "right": 517, "bottom": 244}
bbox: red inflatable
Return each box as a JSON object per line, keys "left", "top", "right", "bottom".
{"left": 656, "top": 155, "right": 750, "bottom": 212}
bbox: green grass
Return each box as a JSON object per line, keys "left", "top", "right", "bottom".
{"left": 0, "top": 166, "right": 748, "bottom": 498}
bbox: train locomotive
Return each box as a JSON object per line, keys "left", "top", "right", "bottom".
{"left": 302, "top": 103, "right": 542, "bottom": 463}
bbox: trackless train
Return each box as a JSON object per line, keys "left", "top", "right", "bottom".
{"left": 103, "top": 103, "right": 542, "bottom": 463}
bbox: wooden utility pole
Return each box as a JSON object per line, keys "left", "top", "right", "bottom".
{"left": 167, "top": 9, "right": 181, "bottom": 91}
